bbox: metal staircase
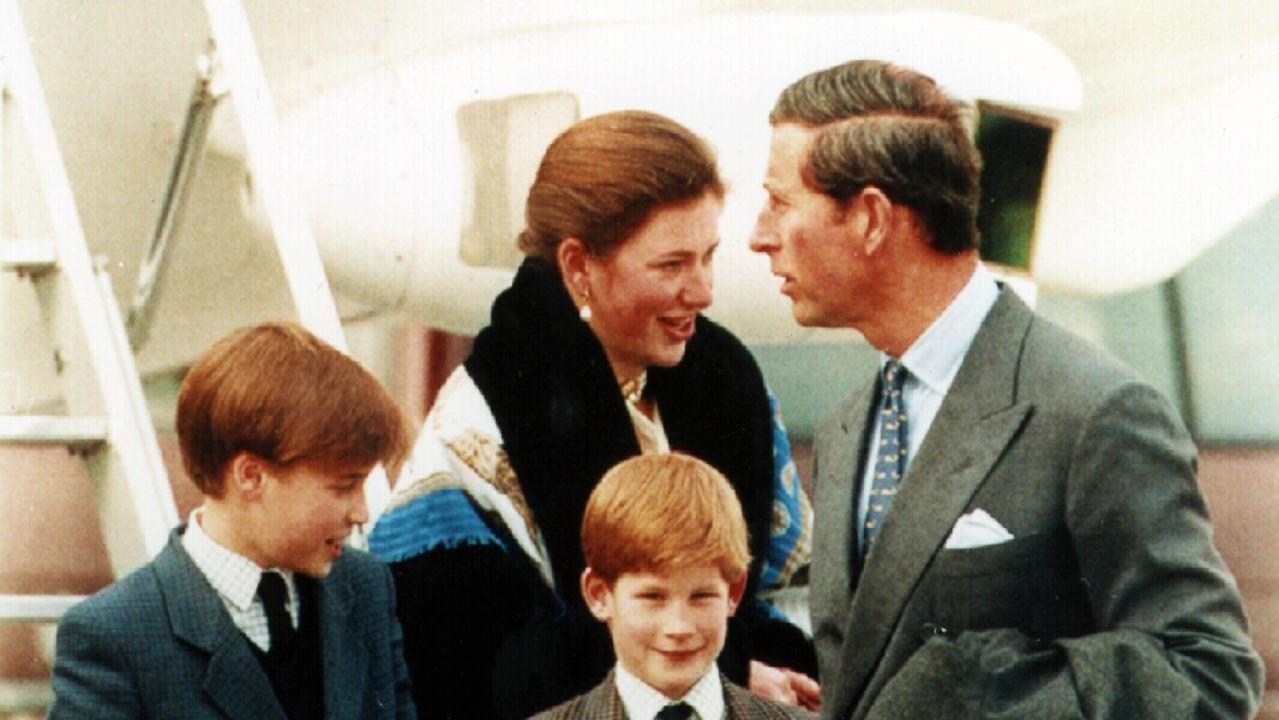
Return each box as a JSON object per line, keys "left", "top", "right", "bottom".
{"left": 0, "top": 2, "right": 387, "bottom": 714}
{"left": 1, "top": 0, "right": 388, "bottom": 640}
{"left": 196, "top": 0, "right": 392, "bottom": 533}
{"left": 0, "top": 0, "right": 178, "bottom": 627}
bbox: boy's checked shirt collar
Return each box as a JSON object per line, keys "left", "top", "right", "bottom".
{"left": 182, "top": 507, "right": 299, "bottom": 652}
{"left": 615, "top": 662, "right": 724, "bottom": 720}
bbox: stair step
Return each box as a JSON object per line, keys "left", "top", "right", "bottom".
{"left": 0, "top": 594, "right": 85, "bottom": 622}
{"left": 0, "top": 415, "right": 108, "bottom": 449}
{"left": 0, "top": 239, "right": 57, "bottom": 274}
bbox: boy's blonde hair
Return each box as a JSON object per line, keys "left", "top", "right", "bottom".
{"left": 177, "top": 322, "right": 413, "bottom": 496}
{"left": 581, "top": 452, "right": 750, "bottom": 584}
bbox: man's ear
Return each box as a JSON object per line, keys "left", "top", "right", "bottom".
{"left": 581, "top": 568, "right": 614, "bottom": 622}
{"left": 855, "top": 186, "right": 894, "bottom": 256}
{"left": 226, "top": 451, "right": 269, "bottom": 500}
{"left": 726, "top": 575, "right": 748, "bottom": 617}
{"left": 556, "top": 238, "right": 592, "bottom": 301}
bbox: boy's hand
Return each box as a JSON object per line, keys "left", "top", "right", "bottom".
{"left": 749, "top": 660, "right": 822, "bottom": 711}
{"left": 784, "top": 668, "right": 822, "bottom": 711}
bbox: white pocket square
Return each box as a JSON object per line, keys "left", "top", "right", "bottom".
{"left": 944, "top": 508, "right": 1014, "bottom": 549}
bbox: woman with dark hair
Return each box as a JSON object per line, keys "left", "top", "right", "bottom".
{"left": 369, "top": 110, "right": 816, "bottom": 719}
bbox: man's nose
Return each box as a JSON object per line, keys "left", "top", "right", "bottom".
{"left": 749, "top": 211, "right": 778, "bottom": 253}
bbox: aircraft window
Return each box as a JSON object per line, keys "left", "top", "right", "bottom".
{"left": 457, "top": 92, "right": 580, "bottom": 270}
{"left": 975, "top": 102, "right": 1056, "bottom": 274}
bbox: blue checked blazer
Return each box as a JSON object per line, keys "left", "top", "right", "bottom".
{"left": 48, "top": 525, "right": 416, "bottom": 719}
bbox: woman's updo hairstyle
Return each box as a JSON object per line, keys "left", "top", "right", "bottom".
{"left": 517, "top": 110, "right": 723, "bottom": 264}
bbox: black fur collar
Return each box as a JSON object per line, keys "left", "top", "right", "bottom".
{"left": 464, "top": 258, "right": 775, "bottom": 604}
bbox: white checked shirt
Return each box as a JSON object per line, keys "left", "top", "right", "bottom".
{"left": 855, "top": 262, "right": 1000, "bottom": 556}
{"left": 615, "top": 662, "right": 725, "bottom": 720}
{"left": 182, "top": 508, "right": 299, "bottom": 652}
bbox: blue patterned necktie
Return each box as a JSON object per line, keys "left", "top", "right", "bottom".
{"left": 863, "top": 359, "right": 908, "bottom": 560}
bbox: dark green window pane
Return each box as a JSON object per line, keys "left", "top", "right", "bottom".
{"left": 975, "top": 106, "right": 1054, "bottom": 271}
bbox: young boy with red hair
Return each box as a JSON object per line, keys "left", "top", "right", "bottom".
{"left": 533, "top": 453, "right": 816, "bottom": 719}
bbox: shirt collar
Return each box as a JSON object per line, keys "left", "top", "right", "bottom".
{"left": 615, "top": 662, "right": 723, "bottom": 720}
{"left": 896, "top": 262, "right": 1000, "bottom": 394}
{"left": 182, "top": 507, "right": 295, "bottom": 612}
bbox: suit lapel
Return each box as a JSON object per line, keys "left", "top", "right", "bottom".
{"left": 723, "top": 674, "right": 764, "bottom": 719}
{"left": 809, "top": 382, "right": 875, "bottom": 719}
{"left": 204, "top": 643, "right": 288, "bottom": 720}
{"left": 154, "top": 528, "right": 286, "bottom": 720}
{"left": 320, "top": 563, "right": 368, "bottom": 720}
{"left": 814, "top": 383, "right": 876, "bottom": 611}
{"left": 836, "top": 290, "right": 1036, "bottom": 709}
{"left": 591, "top": 671, "right": 628, "bottom": 719}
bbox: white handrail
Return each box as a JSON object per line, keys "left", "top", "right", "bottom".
{"left": 0, "top": 0, "right": 178, "bottom": 572}
{"left": 200, "top": 0, "right": 390, "bottom": 538}
{"left": 0, "top": 595, "right": 84, "bottom": 623}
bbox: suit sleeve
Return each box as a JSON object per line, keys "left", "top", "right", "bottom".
{"left": 867, "top": 383, "right": 1264, "bottom": 720}
{"left": 47, "top": 604, "right": 143, "bottom": 720}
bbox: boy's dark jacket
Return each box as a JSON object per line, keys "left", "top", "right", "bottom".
{"left": 48, "top": 525, "right": 415, "bottom": 719}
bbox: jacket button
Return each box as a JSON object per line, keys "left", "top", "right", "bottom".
{"left": 919, "top": 622, "right": 951, "bottom": 641}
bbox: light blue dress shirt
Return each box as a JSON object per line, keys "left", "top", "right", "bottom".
{"left": 855, "top": 262, "right": 1000, "bottom": 555}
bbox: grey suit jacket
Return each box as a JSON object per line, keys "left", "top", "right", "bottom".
{"left": 810, "top": 289, "right": 1263, "bottom": 720}
{"left": 528, "top": 671, "right": 816, "bottom": 719}
{"left": 48, "top": 525, "right": 416, "bottom": 719}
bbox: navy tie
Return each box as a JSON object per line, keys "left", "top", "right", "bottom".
{"left": 656, "top": 702, "right": 695, "bottom": 720}
{"left": 257, "top": 572, "right": 294, "bottom": 654}
{"left": 863, "top": 359, "right": 908, "bottom": 560}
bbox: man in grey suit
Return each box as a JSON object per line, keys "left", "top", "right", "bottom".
{"left": 49, "top": 323, "right": 417, "bottom": 719}
{"left": 748, "top": 59, "right": 1264, "bottom": 719}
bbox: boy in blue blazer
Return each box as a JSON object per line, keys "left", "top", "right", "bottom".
{"left": 49, "top": 322, "right": 416, "bottom": 719}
